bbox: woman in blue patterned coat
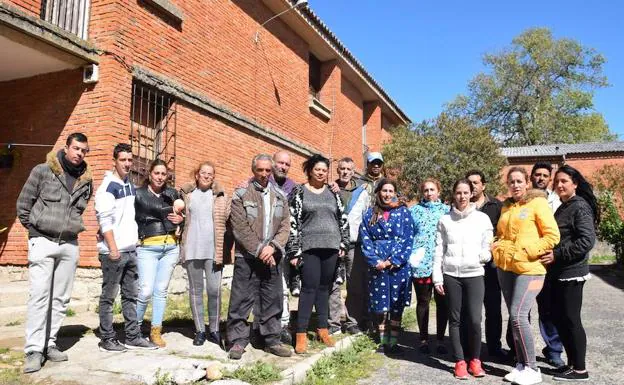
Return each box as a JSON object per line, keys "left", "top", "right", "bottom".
{"left": 360, "top": 179, "right": 415, "bottom": 355}
{"left": 409, "top": 178, "right": 450, "bottom": 354}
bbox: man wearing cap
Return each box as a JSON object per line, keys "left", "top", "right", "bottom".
{"left": 358, "top": 152, "right": 385, "bottom": 198}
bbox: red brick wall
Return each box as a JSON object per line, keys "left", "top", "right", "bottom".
{"left": 8, "top": 0, "right": 40, "bottom": 17}
{"left": 0, "top": 0, "right": 395, "bottom": 266}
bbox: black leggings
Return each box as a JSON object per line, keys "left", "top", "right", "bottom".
{"left": 552, "top": 280, "right": 587, "bottom": 371}
{"left": 296, "top": 249, "right": 338, "bottom": 333}
{"left": 444, "top": 275, "right": 484, "bottom": 362}
{"left": 413, "top": 277, "right": 448, "bottom": 342}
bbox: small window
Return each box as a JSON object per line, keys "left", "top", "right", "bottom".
{"left": 129, "top": 81, "right": 177, "bottom": 186}
{"left": 309, "top": 53, "right": 322, "bottom": 99}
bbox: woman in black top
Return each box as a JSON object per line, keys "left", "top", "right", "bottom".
{"left": 539, "top": 165, "right": 598, "bottom": 382}
{"left": 286, "top": 154, "right": 349, "bottom": 354}
{"left": 135, "top": 159, "right": 183, "bottom": 348}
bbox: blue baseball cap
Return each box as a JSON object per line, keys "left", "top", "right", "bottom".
{"left": 366, "top": 152, "right": 384, "bottom": 163}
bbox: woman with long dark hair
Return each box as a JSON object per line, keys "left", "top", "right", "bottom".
{"left": 134, "top": 159, "right": 183, "bottom": 348}
{"left": 493, "top": 166, "right": 560, "bottom": 385}
{"left": 360, "top": 179, "right": 415, "bottom": 355}
{"left": 539, "top": 165, "right": 597, "bottom": 382}
{"left": 433, "top": 179, "right": 492, "bottom": 379}
{"left": 286, "top": 154, "right": 349, "bottom": 354}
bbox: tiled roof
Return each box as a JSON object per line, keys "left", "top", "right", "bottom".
{"left": 501, "top": 142, "right": 624, "bottom": 157}
{"left": 294, "top": 2, "right": 411, "bottom": 124}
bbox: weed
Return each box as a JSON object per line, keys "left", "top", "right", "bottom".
{"left": 66, "top": 308, "right": 76, "bottom": 317}
{"left": 4, "top": 320, "right": 22, "bottom": 327}
{"left": 153, "top": 368, "right": 174, "bottom": 385}
{"left": 590, "top": 254, "right": 616, "bottom": 265}
{"left": 401, "top": 307, "right": 417, "bottom": 330}
{"left": 112, "top": 301, "right": 123, "bottom": 315}
{"left": 302, "top": 335, "right": 381, "bottom": 385}
{"left": 226, "top": 362, "right": 281, "bottom": 385}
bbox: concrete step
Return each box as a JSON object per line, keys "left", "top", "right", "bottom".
{"left": 0, "top": 300, "right": 93, "bottom": 326}
{"left": 0, "top": 280, "right": 29, "bottom": 307}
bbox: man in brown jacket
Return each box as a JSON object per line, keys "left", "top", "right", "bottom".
{"left": 226, "top": 154, "right": 292, "bottom": 359}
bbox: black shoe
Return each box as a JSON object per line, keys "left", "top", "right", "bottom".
{"left": 228, "top": 344, "right": 245, "bottom": 360}
{"left": 386, "top": 344, "right": 404, "bottom": 356}
{"left": 124, "top": 337, "right": 158, "bottom": 350}
{"left": 553, "top": 370, "right": 589, "bottom": 382}
{"left": 329, "top": 326, "right": 342, "bottom": 336}
{"left": 99, "top": 338, "right": 128, "bottom": 353}
{"left": 346, "top": 325, "right": 362, "bottom": 335}
{"left": 193, "top": 332, "right": 206, "bottom": 346}
{"left": 45, "top": 346, "right": 68, "bottom": 362}
{"left": 207, "top": 331, "right": 221, "bottom": 346}
{"left": 419, "top": 342, "right": 430, "bottom": 354}
{"left": 436, "top": 344, "right": 448, "bottom": 355}
{"left": 280, "top": 327, "right": 292, "bottom": 345}
{"left": 264, "top": 343, "right": 293, "bottom": 357}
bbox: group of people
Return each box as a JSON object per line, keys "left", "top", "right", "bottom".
{"left": 17, "top": 132, "right": 597, "bottom": 385}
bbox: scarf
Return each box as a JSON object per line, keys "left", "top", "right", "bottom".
{"left": 369, "top": 194, "right": 404, "bottom": 226}
{"left": 58, "top": 150, "right": 86, "bottom": 192}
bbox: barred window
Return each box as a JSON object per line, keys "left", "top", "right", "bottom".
{"left": 129, "top": 81, "right": 177, "bottom": 186}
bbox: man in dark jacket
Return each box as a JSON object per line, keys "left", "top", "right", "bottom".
{"left": 16, "top": 133, "right": 93, "bottom": 373}
{"left": 226, "top": 154, "right": 292, "bottom": 360}
{"left": 466, "top": 170, "right": 509, "bottom": 359}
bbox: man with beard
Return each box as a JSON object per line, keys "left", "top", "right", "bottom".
{"left": 17, "top": 133, "right": 93, "bottom": 373}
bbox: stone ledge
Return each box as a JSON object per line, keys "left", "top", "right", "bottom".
{"left": 144, "top": 0, "right": 185, "bottom": 24}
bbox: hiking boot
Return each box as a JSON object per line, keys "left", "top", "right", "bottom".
{"left": 46, "top": 346, "right": 68, "bottom": 362}
{"left": 346, "top": 325, "right": 362, "bottom": 335}
{"left": 279, "top": 327, "right": 292, "bottom": 345}
{"left": 513, "top": 366, "right": 542, "bottom": 385}
{"left": 228, "top": 344, "right": 245, "bottom": 360}
{"left": 193, "top": 332, "right": 206, "bottom": 346}
{"left": 124, "top": 337, "right": 158, "bottom": 350}
{"left": 99, "top": 338, "right": 128, "bottom": 353}
{"left": 454, "top": 360, "right": 469, "bottom": 380}
{"left": 264, "top": 343, "right": 293, "bottom": 357}
{"left": 329, "top": 325, "right": 342, "bottom": 335}
{"left": 553, "top": 369, "right": 589, "bottom": 382}
{"left": 504, "top": 363, "right": 524, "bottom": 382}
{"left": 295, "top": 333, "right": 308, "bottom": 354}
{"left": 23, "top": 352, "right": 43, "bottom": 374}
{"left": 150, "top": 326, "right": 166, "bottom": 348}
{"left": 317, "top": 328, "right": 335, "bottom": 347}
{"left": 468, "top": 359, "right": 486, "bottom": 377}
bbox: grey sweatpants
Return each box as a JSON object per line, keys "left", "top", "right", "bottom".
{"left": 24, "top": 237, "right": 79, "bottom": 354}
{"left": 329, "top": 247, "right": 358, "bottom": 329}
{"left": 498, "top": 269, "right": 545, "bottom": 370}
{"left": 185, "top": 259, "right": 223, "bottom": 333}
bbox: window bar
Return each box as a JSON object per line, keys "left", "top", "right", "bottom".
{"left": 130, "top": 82, "right": 136, "bottom": 184}
{"left": 138, "top": 85, "right": 145, "bottom": 183}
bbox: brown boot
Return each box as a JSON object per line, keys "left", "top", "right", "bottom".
{"left": 150, "top": 326, "right": 166, "bottom": 348}
{"left": 317, "top": 328, "right": 335, "bottom": 347}
{"left": 295, "top": 333, "right": 308, "bottom": 354}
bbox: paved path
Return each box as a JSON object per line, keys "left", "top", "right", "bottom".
{"left": 358, "top": 266, "right": 624, "bottom": 385}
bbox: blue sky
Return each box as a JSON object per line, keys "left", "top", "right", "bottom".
{"left": 309, "top": 0, "right": 624, "bottom": 140}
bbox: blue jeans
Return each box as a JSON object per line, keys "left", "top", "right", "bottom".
{"left": 136, "top": 244, "right": 179, "bottom": 327}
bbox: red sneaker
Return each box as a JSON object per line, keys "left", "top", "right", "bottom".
{"left": 469, "top": 359, "right": 486, "bottom": 377}
{"left": 454, "top": 360, "right": 469, "bottom": 380}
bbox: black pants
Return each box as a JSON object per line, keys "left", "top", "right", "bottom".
{"left": 98, "top": 251, "right": 140, "bottom": 341}
{"left": 483, "top": 262, "right": 516, "bottom": 352}
{"left": 552, "top": 280, "right": 587, "bottom": 371}
{"left": 537, "top": 278, "right": 564, "bottom": 358}
{"left": 227, "top": 256, "right": 282, "bottom": 348}
{"left": 445, "top": 275, "right": 484, "bottom": 362}
{"left": 296, "top": 249, "right": 338, "bottom": 333}
{"left": 414, "top": 277, "right": 447, "bottom": 342}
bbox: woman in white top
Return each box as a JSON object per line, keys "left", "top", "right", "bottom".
{"left": 433, "top": 179, "right": 493, "bottom": 380}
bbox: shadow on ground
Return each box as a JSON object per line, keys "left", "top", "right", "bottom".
{"left": 590, "top": 264, "right": 624, "bottom": 291}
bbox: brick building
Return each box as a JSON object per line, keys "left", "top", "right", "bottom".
{"left": 0, "top": 0, "right": 410, "bottom": 267}
{"left": 501, "top": 141, "right": 624, "bottom": 187}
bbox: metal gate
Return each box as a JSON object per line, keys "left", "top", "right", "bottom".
{"left": 129, "top": 81, "right": 177, "bottom": 186}
{"left": 41, "top": 0, "right": 91, "bottom": 40}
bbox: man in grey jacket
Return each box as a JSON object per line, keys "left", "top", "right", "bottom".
{"left": 16, "top": 133, "right": 93, "bottom": 373}
{"left": 226, "top": 154, "right": 292, "bottom": 360}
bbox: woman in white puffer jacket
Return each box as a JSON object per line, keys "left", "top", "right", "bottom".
{"left": 433, "top": 179, "right": 493, "bottom": 380}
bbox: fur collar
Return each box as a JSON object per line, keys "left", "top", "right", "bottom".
{"left": 450, "top": 202, "right": 477, "bottom": 219}
{"left": 46, "top": 150, "right": 92, "bottom": 183}
{"left": 180, "top": 180, "right": 225, "bottom": 196}
{"left": 503, "top": 188, "right": 547, "bottom": 207}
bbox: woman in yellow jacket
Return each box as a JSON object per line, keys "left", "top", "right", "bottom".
{"left": 492, "top": 166, "right": 560, "bottom": 385}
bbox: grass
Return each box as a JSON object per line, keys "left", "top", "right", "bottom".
{"left": 153, "top": 368, "right": 174, "bottom": 385}
{"left": 0, "top": 348, "right": 30, "bottom": 385}
{"left": 401, "top": 306, "right": 417, "bottom": 330}
{"left": 301, "top": 335, "right": 381, "bottom": 385}
{"left": 4, "top": 320, "right": 21, "bottom": 327}
{"left": 589, "top": 254, "right": 616, "bottom": 265}
{"left": 66, "top": 307, "right": 76, "bottom": 317}
{"left": 225, "top": 362, "right": 281, "bottom": 385}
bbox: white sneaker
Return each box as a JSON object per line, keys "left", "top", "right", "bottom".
{"left": 513, "top": 366, "right": 542, "bottom": 385}
{"left": 504, "top": 363, "right": 524, "bottom": 382}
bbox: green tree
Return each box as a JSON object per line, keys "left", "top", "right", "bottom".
{"left": 448, "top": 28, "right": 614, "bottom": 146}
{"left": 383, "top": 114, "right": 507, "bottom": 201}
{"left": 592, "top": 165, "right": 624, "bottom": 266}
